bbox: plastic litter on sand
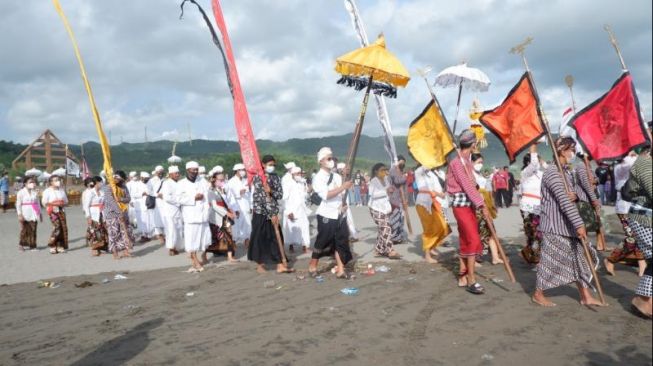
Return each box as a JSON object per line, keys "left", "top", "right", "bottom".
{"left": 375, "top": 265, "right": 390, "bottom": 273}
{"left": 340, "top": 287, "right": 360, "bottom": 296}
{"left": 114, "top": 274, "right": 128, "bottom": 280}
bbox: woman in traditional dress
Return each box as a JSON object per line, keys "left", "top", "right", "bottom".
{"left": 16, "top": 176, "right": 41, "bottom": 251}
{"left": 471, "top": 153, "right": 503, "bottom": 265}
{"left": 414, "top": 164, "right": 450, "bottom": 263}
{"left": 85, "top": 176, "right": 108, "bottom": 256}
{"left": 41, "top": 175, "right": 68, "bottom": 254}
{"left": 532, "top": 137, "right": 603, "bottom": 307}
{"left": 207, "top": 168, "right": 238, "bottom": 263}
{"left": 101, "top": 170, "right": 134, "bottom": 259}
{"left": 519, "top": 144, "right": 545, "bottom": 264}
{"left": 605, "top": 151, "right": 645, "bottom": 276}
{"left": 368, "top": 163, "right": 402, "bottom": 259}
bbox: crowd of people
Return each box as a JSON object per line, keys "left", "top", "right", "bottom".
{"left": 4, "top": 127, "right": 652, "bottom": 318}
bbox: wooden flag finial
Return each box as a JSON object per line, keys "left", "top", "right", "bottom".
{"left": 510, "top": 37, "right": 533, "bottom": 71}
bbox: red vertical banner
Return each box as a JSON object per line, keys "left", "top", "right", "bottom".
{"left": 211, "top": 0, "right": 263, "bottom": 181}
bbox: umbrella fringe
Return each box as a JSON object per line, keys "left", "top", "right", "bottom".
{"left": 337, "top": 75, "right": 397, "bottom": 98}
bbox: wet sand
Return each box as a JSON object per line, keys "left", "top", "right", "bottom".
{"left": 0, "top": 206, "right": 651, "bottom": 365}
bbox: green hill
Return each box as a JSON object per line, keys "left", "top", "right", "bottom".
{"left": 2, "top": 132, "right": 551, "bottom": 177}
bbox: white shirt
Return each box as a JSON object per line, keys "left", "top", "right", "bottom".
{"left": 519, "top": 153, "right": 543, "bottom": 214}
{"left": 226, "top": 176, "right": 251, "bottom": 214}
{"left": 177, "top": 178, "right": 210, "bottom": 224}
{"left": 85, "top": 188, "right": 104, "bottom": 222}
{"left": 81, "top": 188, "right": 93, "bottom": 217}
{"left": 129, "top": 181, "right": 147, "bottom": 204}
{"left": 415, "top": 167, "right": 445, "bottom": 212}
{"left": 16, "top": 188, "right": 40, "bottom": 221}
{"left": 314, "top": 169, "right": 344, "bottom": 220}
{"left": 368, "top": 176, "right": 392, "bottom": 214}
{"left": 160, "top": 178, "right": 181, "bottom": 218}
{"left": 208, "top": 188, "right": 229, "bottom": 226}
{"left": 615, "top": 158, "right": 636, "bottom": 214}
{"left": 41, "top": 187, "right": 68, "bottom": 213}
{"left": 147, "top": 176, "right": 164, "bottom": 200}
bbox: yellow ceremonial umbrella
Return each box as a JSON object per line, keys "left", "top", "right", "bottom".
{"left": 334, "top": 34, "right": 409, "bottom": 191}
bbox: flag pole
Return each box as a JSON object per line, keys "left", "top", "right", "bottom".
{"left": 566, "top": 75, "right": 608, "bottom": 253}
{"left": 511, "top": 37, "right": 606, "bottom": 305}
{"left": 604, "top": 25, "right": 627, "bottom": 71}
{"left": 417, "top": 67, "right": 516, "bottom": 283}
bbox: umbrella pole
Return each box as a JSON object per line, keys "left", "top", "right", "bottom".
{"left": 452, "top": 81, "right": 463, "bottom": 136}
{"left": 342, "top": 75, "right": 374, "bottom": 209}
{"left": 420, "top": 74, "right": 516, "bottom": 282}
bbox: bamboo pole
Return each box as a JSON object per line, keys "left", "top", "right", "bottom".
{"left": 566, "top": 76, "right": 608, "bottom": 251}
{"left": 399, "top": 187, "right": 413, "bottom": 235}
{"left": 512, "top": 38, "right": 606, "bottom": 304}
{"left": 417, "top": 69, "right": 516, "bottom": 283}
{"left": 341, "top": 75, "right": 374, "bottom": 209}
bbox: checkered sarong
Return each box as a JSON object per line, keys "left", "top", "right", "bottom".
{"left": 450, "top": 192, "right": 472, "bottom": 208}
{"left": 630, "top": 219, "right": 652, "bottom": 297}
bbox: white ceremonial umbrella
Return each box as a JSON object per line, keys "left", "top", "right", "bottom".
{"left": 167, "top": 155, "right": 182, "bottom": 164}
{"left": 25, "top": 168, "right": 42, "bottom": 177}
{"left": 434, "top": 62, "right": 491, "bottom": 135}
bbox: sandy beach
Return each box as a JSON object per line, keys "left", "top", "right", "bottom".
{"left": 0, "top": 205, "right": 651, "bottom": 365}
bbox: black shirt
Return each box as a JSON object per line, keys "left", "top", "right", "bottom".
{"left": 595, "top": 167, "right": 609, "bottom": 185}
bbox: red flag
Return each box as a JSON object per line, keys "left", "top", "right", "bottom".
{"left": 479, "top": 72, "right": 546, "bottom": 163}
{"left": 571, "top": 72, "right": 649, "bottom": 162}
{"left": 82, "top": 158, "right": 91, "bottom": 179}
{"left": 209, "top": 0, "right": 264, "bottom": 182}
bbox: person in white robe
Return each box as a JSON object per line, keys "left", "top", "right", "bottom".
{"left": 136, "top": 172, "right": 153, "bottom": 242}
{"left": 226, "top": 163, "right": 252, "bottom": 247}
{"left": 282, "top": 166, "right": 310, "bottom": 253}
{"left": 16, "top": 176, "right": 41, "bottom": 251}
{"left": 178, "top": 161, "right": 211, "bottom": 272}
{"left": 126, "top": 171, "right": 138, "bottom": 229}
{"left": 146, "top": 166, "right": 166, "bottom": 244}
{"left": 161, "top": 166, "right": 184, "bottom": 256}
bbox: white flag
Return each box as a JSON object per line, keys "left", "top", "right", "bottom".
{"left": 66, "top": 158, "right": 80, "bottom": 176}
{"left": 344, "top": 0, "right": 398, "bottom": 164}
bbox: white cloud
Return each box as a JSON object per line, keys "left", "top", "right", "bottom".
{"left": 0, "top": 0, "right": 650, "bottom": 146}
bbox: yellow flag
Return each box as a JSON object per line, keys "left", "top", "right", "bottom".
{"left": 407, "top": 99, "right": 455, "bottom": 169}
{"left": 53, "top": 0, "right": 126, "bottom": 212}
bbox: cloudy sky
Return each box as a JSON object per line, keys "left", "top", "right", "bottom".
{"left": 0, "top": 0, "right": 651, "bottom": 145}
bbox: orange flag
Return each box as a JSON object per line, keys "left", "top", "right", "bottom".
{"left": 479, "top": 72, "right": 545, "bottom": 163}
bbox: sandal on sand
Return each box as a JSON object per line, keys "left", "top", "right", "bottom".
{"left": 388, "top": 252, "right": 402, "bottom": 260}
{"left": 336, "top": 271, "right": 351, "bottom": 280}
{"left": 631, "top": 304, "right": 653, "bottom": 320}
{"left": 186, "top": 267, "right": 199, "bottom": 273}
{"left": 308, "top": 270, "right": 319, "bottom": 278}
{"left": 50, "top": 248, "right": 58, "bottom": 254}
{"left": 466, "top": 282, "right": 485, "bottom": 295}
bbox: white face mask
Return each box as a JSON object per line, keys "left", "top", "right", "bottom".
{"left": 473, "top": 163, "right": 483, "bottom": 172}
{"left": 567, "top": 153, "right": 577, "bottom": 165}
{"left": 293, "top": 175, "right": 302, "bottom": 182}
{"left": 624, "top": 155, "right": 637, "bottom": 165}
{"left": 27, "top": 182, "right": 36, "bottom": 189}
{"left": 239, "top": 170, "right": 247, "bottom": 178}
{"left": 325, "top": 160, "right": 335, "bottom": 169}
{"left": 265, "top": 165, "right": 275, "bottom": 174}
